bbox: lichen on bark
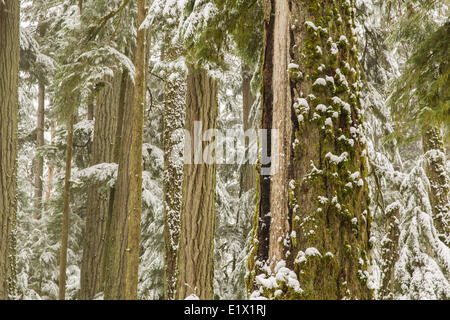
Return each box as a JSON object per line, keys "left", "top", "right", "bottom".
{"left": 247, "top": 0, "right": 373, "bottom": 300}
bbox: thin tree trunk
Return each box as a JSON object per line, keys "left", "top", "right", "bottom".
{"left": 87, "top": 101, "right": 94, "bottom": 121}
{"left": 33, "top": 81, "right": 45, "bottom": 217}
{"left": 125, "top": 0, "right": 147, "bottom": 299}
{"left": 239, "top": 64, "right": 256, "bottom": 197}
{"left": 44, "top": 124, "right": 55, "bottom": 212}
{"left": 0, "top": 0, "right": 20, "bottom": 300}
{"left": 79, "top": 75, "right": 121, "bottom": 300}
{"left": 163, "top": 42, "right": 186, "bottom": 300}
{"left": 58, "top": 0, "right": 85, "bottom": 301}
{"left": 379, "top": 203, "right": 400, "bottom": 299}
{"left": 176, "top": 65, "right": 218, "bottom": 300}
{"left": 422, "top": 126, "right": 450, "bottom": 244}
{"left": 58, "top": 113, "right": 75, "bottom": 300}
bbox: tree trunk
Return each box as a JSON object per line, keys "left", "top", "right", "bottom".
{"left": 87, "top": 101, "right": 94, "bottom": 121}
{"left": 79, "top": 74, "right": 121, "bottom": 300}
{"left": 58, "top": 113, "right": 75, "bottom": 300}
{"left": 176, "top": 65, "right": 218, "bottom": 300}
{"left": 103, "top": 68, "right": 134, "bottom": 300}
{"left": 422, "top": 126, "right": 450, "bottom": 245}
{"left": 125, "top": 0, "right": 147, "bottom": 299}
{"left": 163, "top": 42, "right": 186, "bottom": 300}
{"left": 0, "top": 0, "right": 20, "bottom": 300}
{"left": 247, "top": 0, "right": 372, "bottom": 300}
{"left": 44, "top": 123, "right": 55, "bottom": 212}
{"left": 239, "top": 64, "right": 256, "bottom": 197}
{"left": 267, "top": 0, "right": 292, "bottom": 265}
{"left": 33, "top": 81, "right": 45, "bottom": 217}
{"left": 379, "top": 203, "right": 400, "bottom": 299}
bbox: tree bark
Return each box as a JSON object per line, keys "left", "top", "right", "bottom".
{"left": 267, "top": 0, "right": 292, "bottom": 265}
{"left": 175, "top": 65, "right": 218, "bottom": 300}
{"left": 379, "top": 203, "right": 400, "bottom": 299}
{"left": 239, "top": 64, "right": 256, "bottom": 197}
{"left": 103, "top": 69, "right": 134, "bottom": 300}
{"left": 44, "top": 123, "right": 55, "bottom": 212}
{"left": 79, "top": 74, "right": 121, "bottom": 300}
{"left": 125, "top": 0, "right": 147, "bottom": 300}
{"left": 247, "top": 0, "right": 372, "bottom": 300}
{"left": 58, "top": 113, "right": 75, "bottom": 300}
{"left": 422, "top": 126, "right": 450, "bottom": 245}
{"left": 33, "top": 81, "right": 45, "bottom": 217}
{"left": 0, "top": 0, "right": 20, "bottom": 300}
{"left": 163, "top": 43, "right": 186, "bottom": 300}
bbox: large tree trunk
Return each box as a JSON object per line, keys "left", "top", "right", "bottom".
{"left": 163, "top": 44, "right": 186, "bottom": 300}
{"left": 247, "top": 0, "right": 372, "bottom": 300}
{"left": 58, "top": 113, "right": 75, "bottom": 300}
{"left": 125, "top": 0, "right": 147, "bottom": 299}
{"left": 79, "top": 74, "right": 121, "bottom": 300}
{"left": 175, "top": 65, "right": 218, "bottom": 300}
{"left": 33, "top": 82, "right": 45, "bottom": 217}
{"left": 239, "top": 64, "right": 256, "bottom": 197}
{"left": 103, "top": 70, "right": 134, "bottom": 300}
{"left": 103, "top": 1, "right": 147, "bottom": 299}
{"left": 422, "top": 126, "right": 449, "bottom": 245}
{"left": 0, "top": 0, "right": 20, "bottom": 300}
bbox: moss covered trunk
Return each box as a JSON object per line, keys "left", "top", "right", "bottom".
{"left": 176, "top": 65, "right": 218, "bottom": 300}
{"left": 163, "top": 43, "right": 186, "bottom": 300}
{"left": 79, "top": 74, "right": 121, "bottom": 299}
{"left": 0, "top": 0, "right": 19, "bottom": 300}
{"left": 379, "top": 203, "right": 400, "bottom": 299}
{"left": 247, "top": 0, "right": 372, "bottom": 300}
{"left": 422, "top": 126, "right": 449, "bottom": 245}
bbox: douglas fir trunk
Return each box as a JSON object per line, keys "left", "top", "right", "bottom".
{"left": 125, "top": 0, "right": 147, "bottom": 299}
{"left": 0, "top": 0, "right": 20, "bottom": 300}
{"left": 80, "top": 74, "right": 121, "bottom": 299}
{"left": 247, "top": 0, "right": 373, "bottom": 300}
{"left": 103, "top": 67, "right": 135, "bottom": 300}
{"left": 176, "top": 65, "right": 218, "bottom": 300}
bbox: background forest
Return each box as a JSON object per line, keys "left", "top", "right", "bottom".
{"left": 0, "top": 0, "right": 448, "bottom": 300}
